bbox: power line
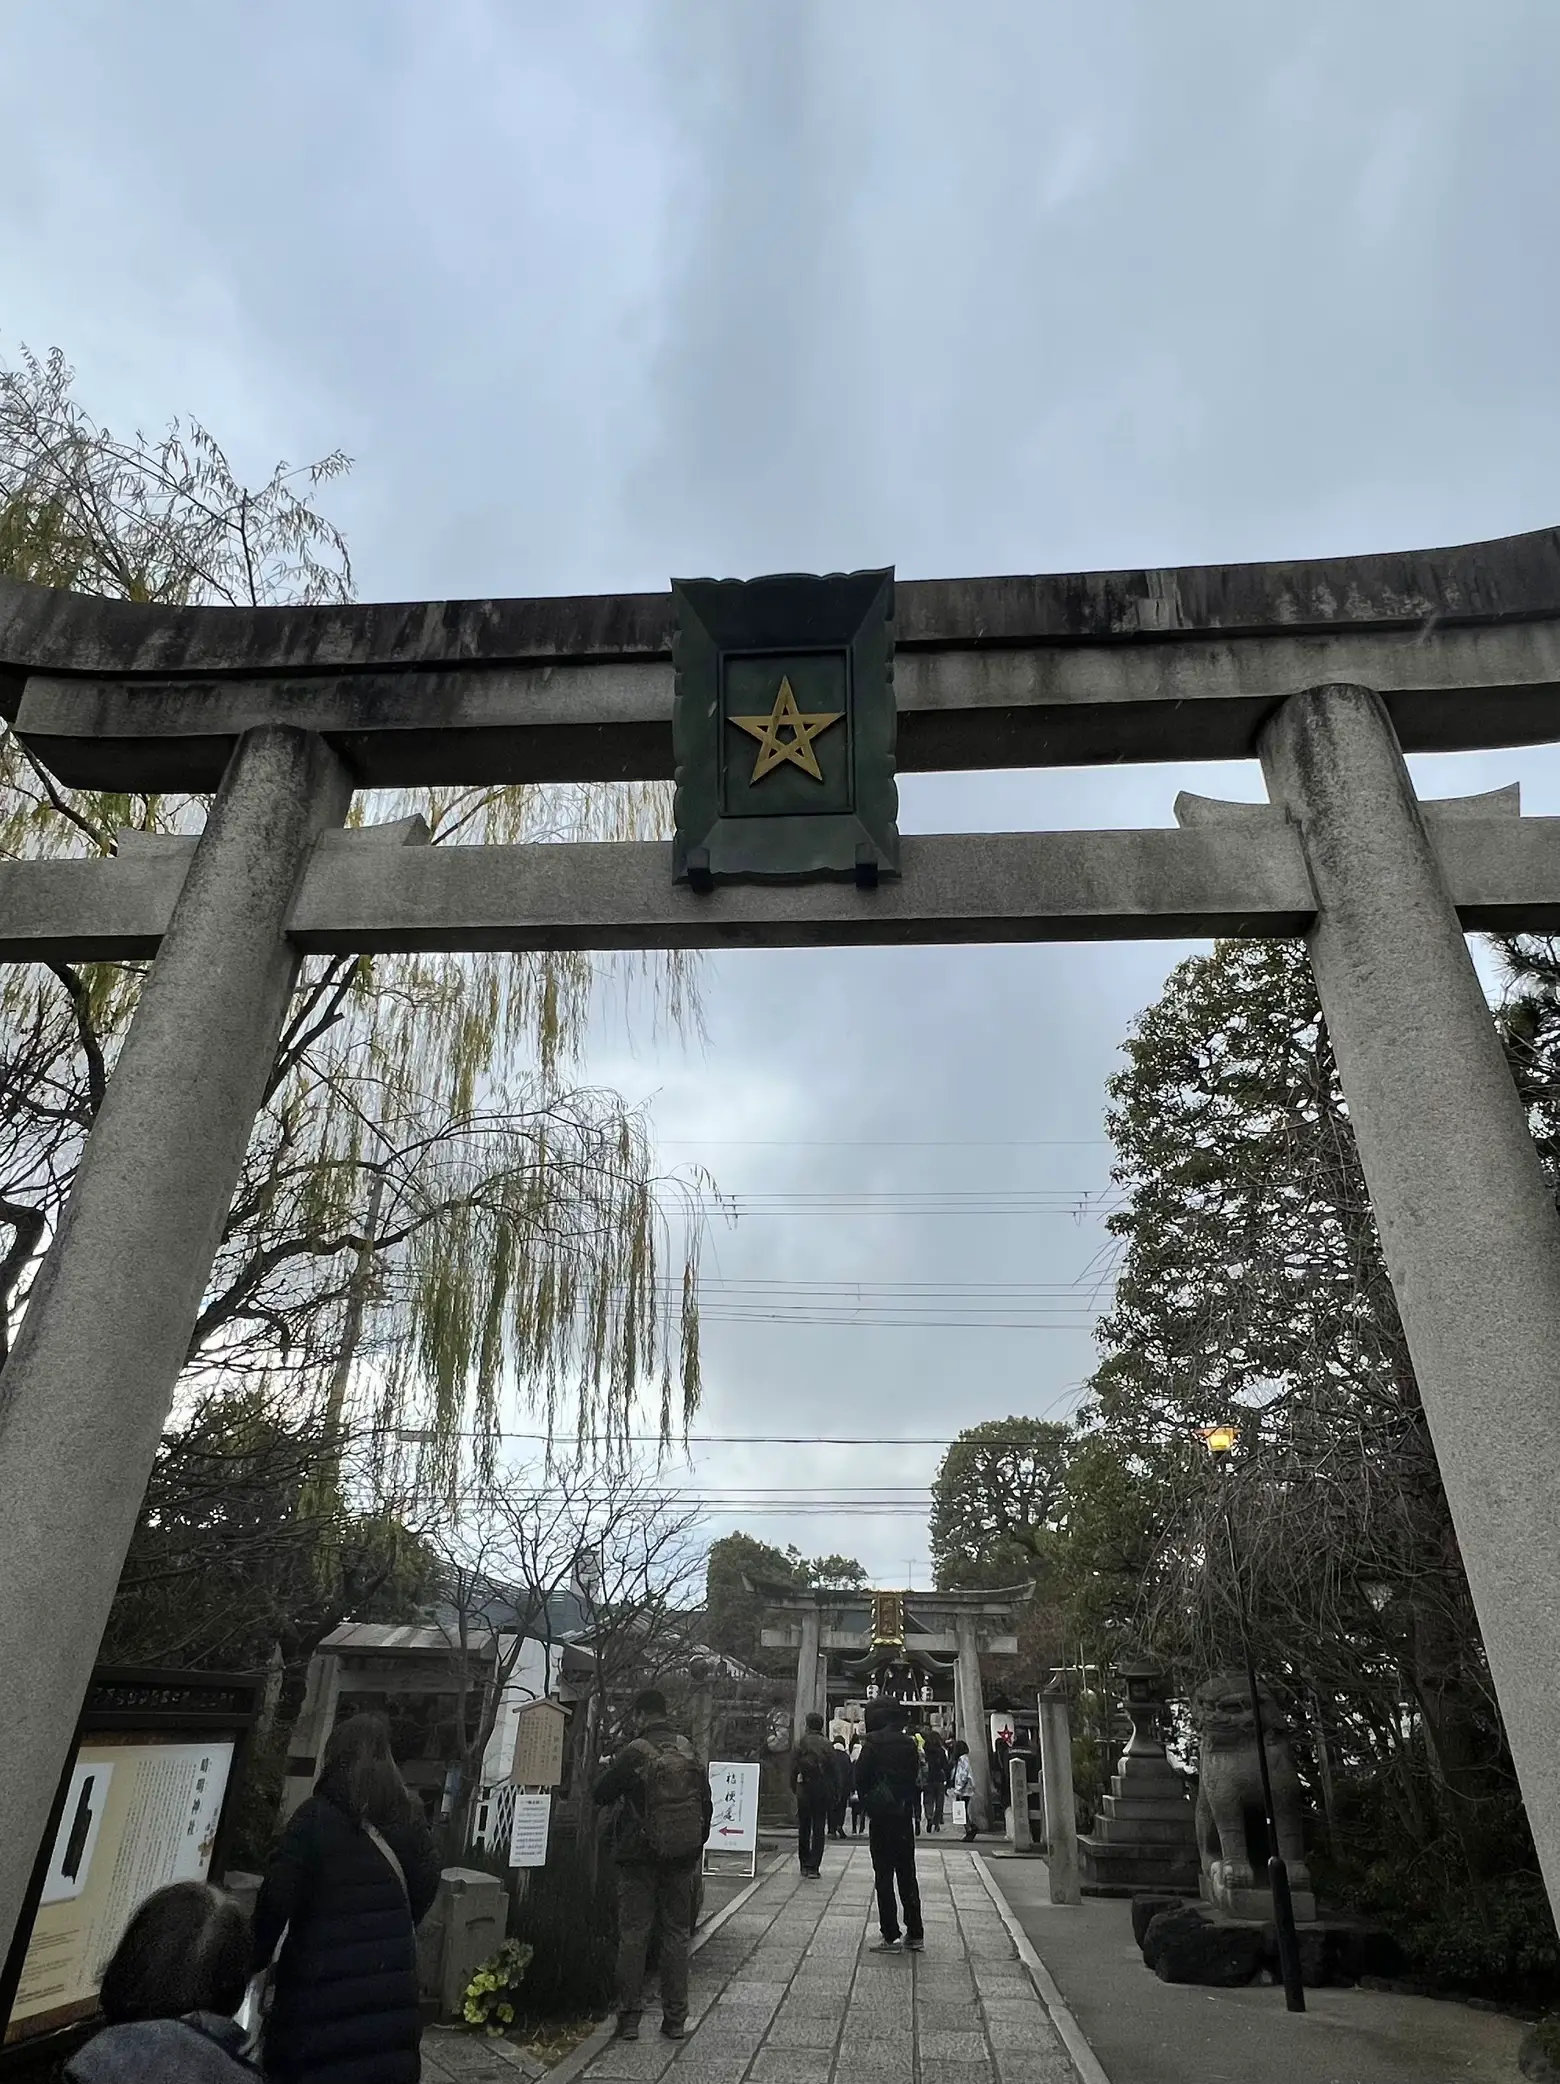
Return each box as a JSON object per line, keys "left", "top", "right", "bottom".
{"left": 655, "top": 1138, "right": 1109, "bottom": 1148}
{"left": 684, "top": 1313, "right": 1097, "bottom": 1329}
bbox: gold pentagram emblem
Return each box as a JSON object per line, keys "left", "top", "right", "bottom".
{"left": 729, "top": 676, "right": 844, "bottom": 783}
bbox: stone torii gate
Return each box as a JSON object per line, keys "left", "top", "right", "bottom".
{"left": 6, "top": 528, "right": 1560, "bottom": 1956}
{"left": 754, "top": 1580, "right": 1029, "bottom": 1828}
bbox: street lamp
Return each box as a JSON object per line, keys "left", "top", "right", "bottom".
{"left": 1198, "top": 1424, "right": 1306, "bottom": 2015}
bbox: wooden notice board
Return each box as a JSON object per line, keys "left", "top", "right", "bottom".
{"left": 509, "top": 1699, "right": 567, "bottom": 1789}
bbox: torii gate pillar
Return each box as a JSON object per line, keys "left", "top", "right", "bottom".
{"left": 1262, "top": 683, "right": 1560, "bottom": 1914}
{"left": 0, "top": 729, "right": 349, "bottom": 1964}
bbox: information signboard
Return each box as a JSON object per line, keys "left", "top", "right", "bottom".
{"left": 508, "top": 1791, "right": 552, "bottom": 1869}
{"left": 703, "top": 1761, "right": 760, "bottom": 1878}
{"left": 2, "top": 1669, "right": 260, "bottom": 2053}
{"left": 509, "top": 1700, "right": 567, "bottom": 1790}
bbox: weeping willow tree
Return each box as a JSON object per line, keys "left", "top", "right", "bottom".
{"left": 0, "top": 342, "right": 706, "bottom": 1489}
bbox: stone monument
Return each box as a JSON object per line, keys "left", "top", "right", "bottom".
{"left": 1077, "top": 1661, "right": 1198, "bottom": 1896}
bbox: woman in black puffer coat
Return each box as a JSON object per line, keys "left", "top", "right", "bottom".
{"left": 252, "top": 1714, "right": 441, "bottom": 2084}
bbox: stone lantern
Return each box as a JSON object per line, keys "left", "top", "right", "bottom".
{"left": 1077, "top": 1658, "right": 1198, "bottom": 1897}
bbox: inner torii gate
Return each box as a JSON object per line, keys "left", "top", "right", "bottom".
{"left": 6, "top": 528, "right": 1560, "bottom": 1958}
{"left": 753, "top": 1579, "right": 1030, "bottom": 1827}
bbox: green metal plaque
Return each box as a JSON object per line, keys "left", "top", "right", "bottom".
{"left": 671, "top": 568, "right": 898, "bottom": 888}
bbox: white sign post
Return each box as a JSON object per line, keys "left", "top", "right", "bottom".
{"left": 703, "top": 1761, "right": 759, "bottom": 1878}
{"left": 508, "top": 1791, "right": 552, "bottom": 1869}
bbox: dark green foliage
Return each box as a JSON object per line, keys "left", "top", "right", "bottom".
{"left": 98, "top": 1389, "right": 437, "bottom": 1672}
{"left": 929, "top": 1417, "right": 1072, "bottom": 1590}
{"left": 507, "top": 1826, "right": 619, "bottom": 2021}
{"left": 804, "top": 1553, "right": 869, "bottom": 1590}
{"left": 1068, "top": 934, "right": 1557, "bottom": 2003}
{"left": 701, "top": 1533, "right": 866, "bottom": 1669}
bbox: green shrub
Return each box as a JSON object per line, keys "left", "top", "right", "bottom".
{"left": 1398, "top": 1878, "right": 1560, "bottom": 2004}
{"left": 461, "top": 1938, "right": 534, "bottom": 2036}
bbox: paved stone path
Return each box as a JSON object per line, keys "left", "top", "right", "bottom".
{"left": 578, "top": 1846, "right": 1079, "bottom": 2083}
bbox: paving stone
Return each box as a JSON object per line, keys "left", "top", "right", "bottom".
{"left": 920, "top": 2026, "right": 991, "bottom": 2063}
{"left": 753, "top": 2049, "right": 838, "bottom": 2083}
{"left": 632, "top": 2058, "right": 748, "bottom": 2084}
{"left": 578, "top": 2038, "right": 677, "bottom": 2080}
{"left": 983, "top": 2007, "right": 1061, "bottom": 2050}
{"left": 993, "top": 2050, "right": 1077, "bottom": 2084}
{"left": 580, "top": 1845, "right": 1081, "bottom": 2083}
{"left": 916, "top": 1998, "right": 985, "bottom": 2030}
{"left": 836, "top": 2033, "right": 914, "bottom": 2071}
{"left": 763, "top": 2007, "right": 842, "bottom": 2047}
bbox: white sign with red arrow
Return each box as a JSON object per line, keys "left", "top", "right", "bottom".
{"left": 703, "top": 1760, "right": 759, "bottom": 1870}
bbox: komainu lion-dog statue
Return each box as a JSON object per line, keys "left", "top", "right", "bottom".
{"left": 1190, "top": 1671, "right": 1311, "bottom": 1904}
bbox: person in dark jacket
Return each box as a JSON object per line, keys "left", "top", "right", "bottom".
{"left": 66, "top": 1880, "right": 257, "bottom": 2083}
{"left": 922, "top": 1728, "right": 949, "bottom": 1832}
{"left": 790, "top": 1711, "right": 835, "bottom": 1876}
{"left": 593, "top": 1687, "right": 714, "bottom": 2044}
{"left": 826, "top": 1736, "right": 852, "bottom": 1838}
{"left": 852, "top": 1698, "right": 924, "bottom": 1951}
{"left": 252, "top": 1712, "right": 440, "bottom": 2084}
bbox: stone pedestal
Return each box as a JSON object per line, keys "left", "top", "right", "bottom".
{"left": 1201, "top": 1875, "right": 1318, "bottom": 1924}
{"left": 1079, "top": 1662, "right": 1198, "bottom": 1897}
{"left": 417, "top": 1867, "right": 508, "bottom": 2017}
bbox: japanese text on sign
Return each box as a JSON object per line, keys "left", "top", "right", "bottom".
{"left": 704, "top": 1761, "right": 758, "bottom": 1857}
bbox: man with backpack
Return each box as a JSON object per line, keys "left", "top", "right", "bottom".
{"left": 791, "top": 1710, "right": 835, "bottom": 1877}
{"left": 593, "top": 1688, "right": 714, "bottom": 2043}
{"left": 852, "top": 1697, "right": 925, "bottom": 1951}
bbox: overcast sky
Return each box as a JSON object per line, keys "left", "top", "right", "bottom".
{"left": 6, "top": 0, "right": 1559, "bottom": 1583}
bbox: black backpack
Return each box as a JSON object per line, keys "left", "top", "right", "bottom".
{"left": 795, "top": 1735, "right": 831, "bottom": 1789}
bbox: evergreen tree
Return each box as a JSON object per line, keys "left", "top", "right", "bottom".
{"left": 929, "top": 1416, "right": 1072, "bottom": 1589}
{"left": 1089, "top": 937, "right": 1515, "bottom": 1892}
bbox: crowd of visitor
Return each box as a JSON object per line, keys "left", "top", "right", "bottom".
{"left": 60, "top": 1691, "right": 1007, "bottom": 2074}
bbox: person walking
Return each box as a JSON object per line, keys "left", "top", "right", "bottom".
{"left": 848, "top": 1732, "right": 867, "bottom": 1836}
{"left": 826, "top": 1735, "right": 852, "bottom": 1839}
{"left": 950, "top": 1738, "right": 979, "bottom": 1842}
{"left": 992, "top": 1730, "right": 1013, "bottom": 1828}
{"left": 251, "top": 1712, "right": 440, "bottom": 2084}
{"left": 66, "top": 1881, "right": 257, "bottom": 2082}
{"left": 853, "top": 1698, "right": 924, "bottom": 1952}
{"left": 593, "top": 1687, "right": 713, "bottom": 2044}
{"left": 791, "top": 1711, "right": 835, "bottom": 1876}
{"left": 923, "top": 1727, "right": 948, "bottom": 1832}
{"left": 910, "top": 1726, "right": 927, "bottom": 1835}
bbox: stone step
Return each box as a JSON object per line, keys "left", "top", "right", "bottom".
{"left": 1112, "top": 1763, "right": 1188, "bottom": 1797}
{"left": 1077, "top": 1835, "right": 1201, "bottom": 1895}
{"left": 1101, "top": 1794, "right": 1198, "bottom": 1824}
{"left": 1090, "top": 1813, "right": 1201, "bottom": 1845}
